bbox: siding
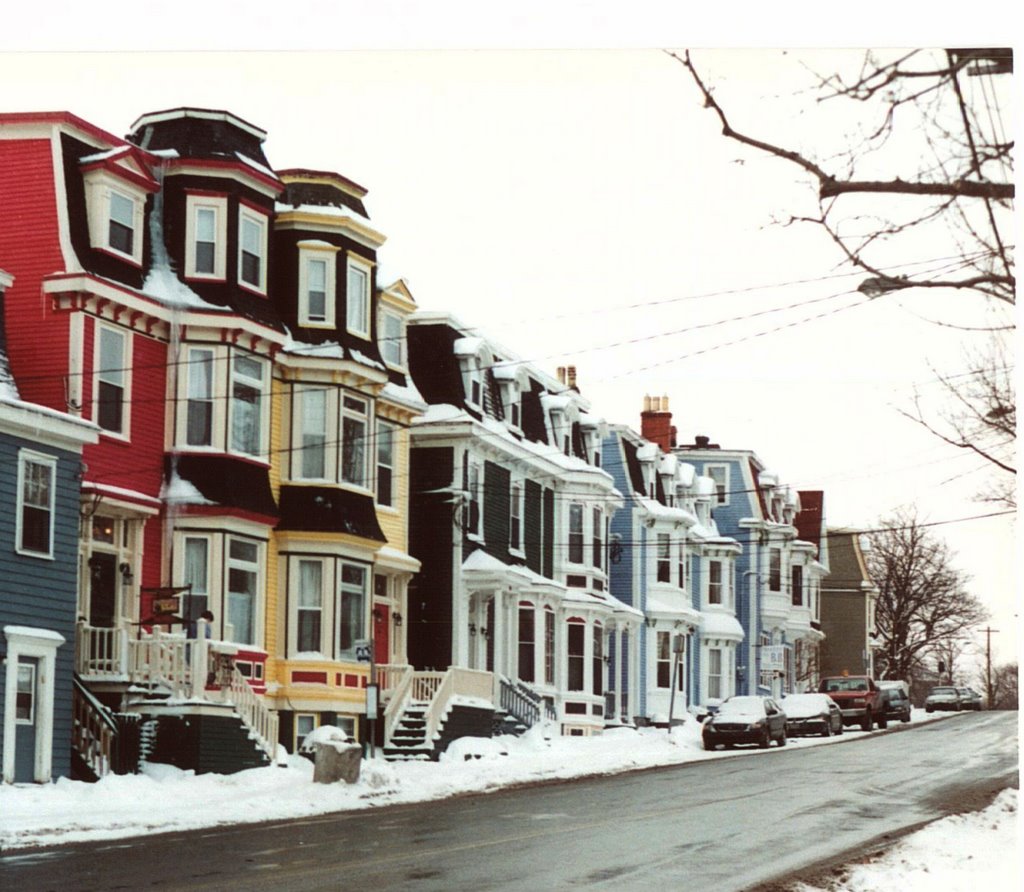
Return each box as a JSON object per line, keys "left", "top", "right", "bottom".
{"left": 481, "top": 461, "right": 511, "bottom": 563}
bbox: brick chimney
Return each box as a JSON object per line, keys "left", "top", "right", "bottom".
{"left": 640, "top": 394, "right": 676, "bottom": 452}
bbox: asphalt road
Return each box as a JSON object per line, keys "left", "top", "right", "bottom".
{"left": 1, "top": 712, "right": 1016, "bottom": 891}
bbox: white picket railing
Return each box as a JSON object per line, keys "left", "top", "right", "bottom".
{"left": 220, "top": 661, "right": 279, "bottom": 760}
{"left": 422, "top": 667, "right": 494, "bottom": 744}
{"left": 128, "top": 629, "right": 193, "bottom": 698}
{"left": 76, "top": 623, "right": 130, "bottom": 678}
{"left": 376, "top": 663, "right": 412, "bottom": 696}
{"left": 383, "top": 667, "right": 417, "bottom": 743}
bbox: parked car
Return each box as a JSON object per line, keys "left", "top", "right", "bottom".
{"left": 957, "top": 688, "right": 984, "bottom": 711}
{"left": 924, "top": 686, "right": 963, "bottom": 712}
{"left": 881, "top": 687, "right": 912, "bottom": 723}
{"left": 782, "top": 693, "right": 844, "bottom": 737}
{"left": 702, "top": 695, "right": 787, "bottom": 750}
{"left": 818, "top": 675, "right": 887, "bottom": 730}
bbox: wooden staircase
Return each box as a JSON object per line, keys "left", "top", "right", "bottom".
{"left": 383, "top": 702, "right": 432, "bottom": 761}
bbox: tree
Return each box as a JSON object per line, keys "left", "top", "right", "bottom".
{"left": 677, "top": 48, "right": 1015, "bottom": 496}
{"left": 986, "top": 662, "right": 1018, "bottom": 710}
{"left": 866, "top": 509, "right": 987, "bottom": 680}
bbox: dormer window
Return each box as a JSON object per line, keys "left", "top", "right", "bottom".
{"left": 455, "top": 339, "right": 491, "bottom": 411}
{"left": 83, "top": 172, "right": 148, "bottom": 265}
{"left": 346, "top": 256, "right": 372, "bottom": 337}
{"left": 380, "top": 309, "right": 404, "bottom": 367}
{"left": 298, "top": 242, "right": 339, "bottom": 328}
{"left": 707, "top": 464, "right": 729, "bottom": 505}
{"left": 238, "top": 205, "right": 269, "bottom": 294}
{"left": 109, "top": 191, "right": 135, "bottom": 254}
{"left": 185, "top": 194, "right": 228, "bottom": 279}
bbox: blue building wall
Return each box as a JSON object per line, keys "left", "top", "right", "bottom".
{"left": 0, "top": 430, "right": 83, "bottom": 781}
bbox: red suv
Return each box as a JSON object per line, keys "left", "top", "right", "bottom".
{"left": 819, "top": 675, "right": 887, "bottom": 731}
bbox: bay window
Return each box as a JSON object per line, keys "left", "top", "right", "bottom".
{"left": 230, "top": 354, "right": 266, "bottom": 457}
{"left": 337, "top": 563, "right": 367, "bottom": 658}
{"left": 341, "top": 395, "right": 367, "bottom": 487}
{"left": 185, "top": 348, "right": 215, "bottom": 446}
{"left": 708, "top": 560, "right": 723, "bottom": 605}
{"left": 568, "top": 503, "right": 584, "bottom": 564}
{"left": 518, "top": 604, "right": 535, "bottom": 683}
{"left": 657, "top": 533, "right": 671, "bottom": 583}
{"left": 299, "top": 388, "right": 328, "bottom": 480}
{"left": 297, "top": 559, "right": 324, "bottom": 653}
{"left": 346, "top": 257, "right": 370, "bottom": 337}
{"left": 376, "top": 420, "right": 395, "bottom": 507}
{"left": 238, "top": 207, "right": 268, "bottom": 293}
{"left": 185, "top": 195, "right": 227, "bottom": 279}
{"left": 226, "top": 538, "right": 260, "bottom": 645}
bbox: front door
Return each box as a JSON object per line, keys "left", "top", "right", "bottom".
{"left": 374, "top": 603, "right": 390, "bottom": 664}
{"left": 88, "top": 552, "right": 117, "bottom": 627}
{"left": 13, "top": 658, "right": 39, "bottom": 783}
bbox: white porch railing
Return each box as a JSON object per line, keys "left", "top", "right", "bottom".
{"left": 383, "top": 667, "right": 417, "bottom": 743}
{"left": 377, "top": 663, "right": 413, "bottom": 697}
{"left": 422, "top": 667, "right": 494, "bottom": 746}
{"left": 128, "top": 628, "right": 193, "bottom": 698}
{"left": 220, "top": 661, "right": 279, "bottom": 761}
{"left": 76, "top": 623, "right": 131, "bottom": 678}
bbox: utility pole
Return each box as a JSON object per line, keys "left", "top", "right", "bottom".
{"left": 982, "top": 627, "right": 999, "bottom": 707}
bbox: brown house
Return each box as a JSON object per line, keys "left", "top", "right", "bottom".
{"left": 818, "top": 530, "right": 878, "bottom": 678}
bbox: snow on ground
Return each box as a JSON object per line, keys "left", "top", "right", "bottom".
{"left": 793, "top": 787, "right": 1019, "bottom": 892}
{"left": 0, "top": 708, "right": 968, "bottom": 853}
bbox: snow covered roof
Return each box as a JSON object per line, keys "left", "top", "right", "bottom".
{"left": 699, "top": 611, "right": 745, "bottom": 641}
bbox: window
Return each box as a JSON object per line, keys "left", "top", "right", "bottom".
{"left": 96, "top": 324, "right": 129, "bottom": 435}
{"left": 567, "top": 620, "right": 585, "bottom": 691}
{"left": 297, "top": 560, "right": 323, "bottom": 653}
{"left": 338, "top": 563, "right": 367, "bottom": 657}
{"left": 657, "top": 533, "right": 671, "bottom": 583}
{"left": 518, "top": 605, "right": 535, "bottom": 683}
{"left": 17, "top": 451, "right": 55, "bottom": 557}
{"left": 592, "top": 508, "right": 602, "bottom": 569}
{"left": 376, "top": 420, "right": 395, "bottom": 507}
{"left": 346, "top": 257, "right": 371, "bottom": 337}
{"left": 509, "top": 482, "right": 523, "bottom": 552}
{"left": 380, "top": 310, "right": 404, "bottom": 367}
{"left": 707, "top": 465, "right": 729, "bottom": 505}
{"left": 791, "top": 564, "right": 804, "bottom": 607}
{"left": 708, "top": 560, "right": 723, "bottom": 605}
{"left": 593, "top": 626, "right": 604, "bottom": 697}
{"left": 238, "top": 206, "right": 268, "bottom": 292}
{"left": 295, "top": 713, "right": 317, "bottom": 751}
{"left": 341, "top": 396, "right": 368, "bottom": 487}
{"left": 769, "top": 548, "right": 782, "bottom": 592}
{"left": 185, "top": 347, "right": 215, "bottom": 447}
{"left": 298, "top": 242, "right": 339, "bottom": 327}
{"left": 299, "top": 388, "right": 328, "bottom": 480}
{"left": 15, "top": 662, "right": 36, "bottom": 724}
{"left": 544, "top": 609, "right": 555, "bottom": 685}
{"left": 707, "top": 648, "right": 722, "bottom": 699}
{"left": 568, "top": 503, "right": 584, "bottom": 564}
{"left": 226, "top": 538, "right": 260, "bottom": 645}
{"left": 464, "top": 459, "right": 483, "bottom": 538}
{"left": 108, "top": 190, "right": 135, "bottom": 256}
{"left": 230, "top": 354, "right": 266, "bottom": 457}
{"left": 185, "top": 195, "right": 227, "bottom": 279}
{"left": 182, "top": 536, "right": 210, "bottom": 622}
{"left": 678, "top": 541, "right": 687, "bottom": 590}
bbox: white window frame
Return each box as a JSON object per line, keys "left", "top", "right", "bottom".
{"left": 229, "top": 353, "right": 269, "bottom": 459}
{"left": 183, "top": 346, "right": 216, "bottom": 448}
{"left": 296, "top": 386, "right": 330, "bottom": 482}
{"left": 238, "top": 204, "right": 269, "bottom": 294}
{"left": 93, "top": 322, "right": 131, "bottom": 438}
{"left": 295, "top": 557, "right": 326, "bottom": 655}
{"left": 376, "top": 418, "right": 397, "bottom": 508}
{"left": 294, "top": 713, "right": 318, "bottom": 752}
{"left": 181, "top": 534, "right": 211, "bottom": 621}
{"left": 567, "top": 502, "right": 584, "bottom": 565}
{"left": 16, "top": 449, "right": 57, "bottom": 559}
{"left": 707, "top": 647, "right": 723, "bottom": 700}
{"left": 83, "top": 170, "right": 146, "bottom": 265}
{"left": 656, "top": 533, "right": 671, "bottom": 583}
{"left": 345, "top": 255, "right": 372, "bottom": 338}
{"left": 184, "top": 194, "right": 228, "bottom": 280}
{"left": 706, "top": 464, "right": 729, "bottom": 505}
{"left": 465, "top": 458, "right": 484, "bottom": 540}
{"left": 336, "top": 561, "right": 368, "bottom": 660}
{"left": 509, "top": 480, "right": 524, "bottom": 555}
{"left": 379, "top": 308, "right": 405, "bottom": 368}
{"left": 225, "top": 536, "right": 262, "bottom": 646}
{"left": 298, "top": 242, "right": 340, "bottom": 328}
{"left": 707, "top": 559, "right": 723, "bottom": 606}
{"left": 341, "top": 394, "right": 369, "bottom": 489}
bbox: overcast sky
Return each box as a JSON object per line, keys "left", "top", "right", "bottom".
{"left": 1, "top": 4, "right": 1017, "bottom": 666}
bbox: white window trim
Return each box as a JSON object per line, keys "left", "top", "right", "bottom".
{"left": 224, "top": 535, "right": 264, "bottom": 647}
{"left": 93, "top": 321, "right": 132, "bottom": 440}
{"left": 706, "top": 463, "right": 730, "bottom": 506}
{"left": 509, "top": 478, "right": 525, "bottom": 556}
{"left": 184, "top": 194, "right": 228, "bottom": 280}
{"left": 292, "top": 556, "right": 328, "bottom": 657}
{"left": 567, "top": 501, "right": 585, "bottom": 566}
{"left": 2, "top": 626, "right": 65, "bottom": 783}
{"left": 376, "top": 418, "right": 397, "bottom": 509}
{"left": 238, "top": 205, "right": 269, "bottom": 295}
{"left": 83, "top": 169, "right": 146, "bottom": 266}
{"left": 16, "top": 449, "right": 57, "bottom": 560}
{"left": 706, "top": 558, "right": 724, "bottom": 607}
{"left": 340, "top": 393, "right": 371, "bottom": 492}
{"left": 180, "top": 344, "right": 219, "bottom": 450}
{"left": 228, "top": 352, "right": 270, "bottom": 460}
{"left": 466, "top": 458, "right": 484, "bottom": 541}
{"left": 298, "top": 241, "right": 340, "bottom": 328}
{"left": 345, "top": 255, "right": 373, "bottom": 338}
{"left": 379, "top": 307, "right": 405, "bottom": 369}
{"left": 292, "top": 384, "right": 333, "bottom": 483}
{"left": 336, "top": 561, "right": 369, "bottom": 660}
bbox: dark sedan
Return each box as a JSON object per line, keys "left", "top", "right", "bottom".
{"left": 702, "top": 695, "right": 787, "bottom": 750}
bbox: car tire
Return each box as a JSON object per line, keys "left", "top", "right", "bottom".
{"left": 836, "top": 722, "right": 843, "bottom": 735}
{"left": 861, "top": 712, "right": 872, "bottom": 731}
{"left": 703, "top": 739, "right": 716, "bottom": 751}
{"left": 901, "top": 713, "right": 911, "bottom": 723}
{"left": 926, "top": 706, "right": 933, "bottom": 713}
{"left": 759, "top": 729, "right": 770, "bottom": 749}
{"left": 823, "top": 722, "right": 833, "bottom": 738}
{"left": 778, "top": 730, "right": 786, "bottom": 747}
{"left": 877, "top": 714, "right": 888, "bottom": 729}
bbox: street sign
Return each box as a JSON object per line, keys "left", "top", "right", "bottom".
{"left": 761, "top": 645, "right": 786, "bottom": 671}
{"left": 354, "top": 640, "right": 372, "bottom": 663}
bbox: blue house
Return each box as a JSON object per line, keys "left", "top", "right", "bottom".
{"left": 603, "top": 396, "right": 742, "bottom": 722}
{"left": 1, "top": 268, "right": 98, "bottom": 783}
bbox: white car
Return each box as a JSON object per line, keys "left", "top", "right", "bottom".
{"left": 782, "top": 693, "right": 844, "bottom": 737}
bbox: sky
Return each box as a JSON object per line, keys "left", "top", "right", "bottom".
{"left": 0, "top": 3, "right": 1017, "bottom": 665}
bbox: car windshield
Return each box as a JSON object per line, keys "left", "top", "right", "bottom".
{"left": 822, "top": 678, "right": 869, "bottom": 692}
{"left": 931, "top": 687, "right": 957, "bottom": 695}
{"left": 718, "top": 696, "right": 765, "bottom": 717}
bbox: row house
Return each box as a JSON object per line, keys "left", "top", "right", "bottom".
{"left": 406, "top": 324, "right": 643, "bottom": 743}
{"left": 604, "top": 397, "right": 743, "bottom": 723}
{"left": 818, "top": 529, "right": 877, "bottom": 680}
{"left": 672, "top": 430, "right": 829, "bottom": 698}
{"left": 1, "top": 270, "right": 99, "bottom": 783}
{"left": 0, "top": 108, "right": 423, "bottom": 774}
